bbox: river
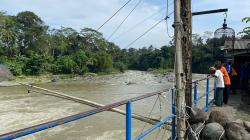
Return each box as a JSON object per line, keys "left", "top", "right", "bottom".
{"left": 0, "top": 71, "right": 208, "bottom": 140}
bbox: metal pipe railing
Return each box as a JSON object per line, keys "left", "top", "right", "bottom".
{"left": 205, "top": 78, "right": 210, "bottom": 112}
{"left": 193, "top": 81, "right": 198, "bottom": 107}
{"left": 0, "top": 91, "right": 161, "bottom": 140}
{"left": 126, "top": 101, "right": 132, "bottom": 140}
{"left": 134, "top": 114, "right": 174, "bottom": 140}
{"left": 0, "top": 76, "right": 216, "bottom": 140}
{"left": 193, "top": 77, "right": 216, "bottom": 112}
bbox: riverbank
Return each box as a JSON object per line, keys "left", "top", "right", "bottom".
{"left": 210, "top": 90, "right": 250, "bottom": 122}
{"left": 0, "top": 70, "right": 176, "bottom": 87}
{"left": 0, "top": 72, "right": 117, "bottom": 87}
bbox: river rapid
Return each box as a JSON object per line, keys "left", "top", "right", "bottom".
{"left": 0, "top": 71, "right": 208, "bottom": 140}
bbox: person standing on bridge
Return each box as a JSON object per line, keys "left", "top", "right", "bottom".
{"left": 210, "top": 65, "right": 224, "bottom": 106}
{"left": 220, "top": 61, "right": 231, "bottom": 105}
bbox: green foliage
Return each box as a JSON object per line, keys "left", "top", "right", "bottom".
{"left": 0, "top": 10, "right": 218, "bottom": 76}
{"left": 23, "top": 53, "right": 51, "bottom": 75}
{"left": 114, "top": 62, "right": 126, "bottom": 72}
{"left": 239, "top": 17, "right": 250, "bottom": 38}
{"left": 90, "top": 52, "right": 113, "bottom": 73}
{"left": 55, "top": 56, "right": 77, "bottom": 74}
{"left": 4, "top": 58, "right": 25, "bottom": 76}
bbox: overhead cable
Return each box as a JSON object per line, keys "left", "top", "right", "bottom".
{"left": 112, "top": 6, "right": 167, "bottom": 41}
{"left": 112, "top": 1, "right": 174, "bottom": 41}
{"left": 97, "top": 0, "right": 132, "bottom": 31}
{"left": 125, "top": 11, "right": 174, "bottom": 48}
{"left": 108, "top": 0, "right": 143, "bottom": 40}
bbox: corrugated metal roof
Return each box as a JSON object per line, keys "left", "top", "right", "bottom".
{"left": 224, "top": 39, "right": 250, "bottom": 50}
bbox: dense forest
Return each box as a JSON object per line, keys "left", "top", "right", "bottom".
{"left": 0, "top": 11, "right": 249, "bottom": 76}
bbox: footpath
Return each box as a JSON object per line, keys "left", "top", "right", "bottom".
{"left": 210, "top": 90, "right": 250, "bottom": 122}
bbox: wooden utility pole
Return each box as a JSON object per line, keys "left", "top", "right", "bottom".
{"left": 181, "top": 0, "right": 193, "bottom": 109}
{"left": 174, "top": 0, "right": 186, "bottom": 139}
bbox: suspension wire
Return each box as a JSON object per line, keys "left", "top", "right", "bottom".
{"left": 154, "top": 94, "right": 163, "bottom": 140}
{"left": 112, "top": 0, "right": 174, "bottom": 42}
{"left": 165, "top": 0, "right": 174, "bottom": 38}
{"left": 108, "top": 0, "right": 143, "bottom": 40}
{"left": 139, "top": 95, "right": 159, "bottom": 135}
{"left": 124, "top": 11, "right": 174, "bottom": 49}
{"left": 112, "top": 6, "right": 166, "bottom": 41}
{"left": 97, "top": 0, "right": 132, "bottom": 31}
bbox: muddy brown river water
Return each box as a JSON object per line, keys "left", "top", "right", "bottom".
{"left": 0, "top": 71, "right": 209, "bottom": 140}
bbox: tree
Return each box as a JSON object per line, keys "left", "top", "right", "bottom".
{"left": 16, "top": 11, "right": 47, "bottom": 55}
{"left": 23, "top": 53, "right": 50, "bottom": 75}
{"left": 0, "top": 15, "right": 18, "bottom": 56}
{"left": 55, "top": 56, "right": 77, "bottom": 74}
{"left": 72, "top": 51, "right": 88, "bottom": 74}
{"left": 239, "top": 17, "right": 250, "bottom": 39}
{"left": 90, "top": 52, "right": 113, "bottom": 73}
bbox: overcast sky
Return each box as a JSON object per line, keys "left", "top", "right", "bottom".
{"left": 1, "top": 0, "right": 249, "bottom": 48}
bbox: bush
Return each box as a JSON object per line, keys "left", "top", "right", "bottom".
{"left": 114, "top": 62, "right": 126, "bottom": 72}
{"left": 55, "top": 56, "right": 77, "bottom": 74}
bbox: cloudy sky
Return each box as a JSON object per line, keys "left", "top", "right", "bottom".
{"left": 1, "top": 0, "right": 249, "bottom": 48}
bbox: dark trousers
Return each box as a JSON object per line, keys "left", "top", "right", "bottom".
{"left": 230, "top": 76, "right": 237, "bottom": 94}
{"left": 215, "top": 88, "right": 224, "bottom": 106}
{"left": 223, "top": 85, "right": 230, "bottom": 104}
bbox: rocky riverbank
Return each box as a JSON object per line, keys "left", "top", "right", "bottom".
{"left": 0, "top": 70, "right": 176, "bottom": 87}
{"left": 187, "top": 107, "right": 250, "bottom": 140}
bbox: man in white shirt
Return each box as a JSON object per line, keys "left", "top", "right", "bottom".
{"left": 210, "top": 65, "right": 225, "bottom": 106}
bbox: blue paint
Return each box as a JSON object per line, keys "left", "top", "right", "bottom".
{"left": 171, "top": 89, "right": 176, "bottom": 140}
{"left": 205, "top": 78, "right": 210, "bottom": 112}
{"left": 193, "top": 81, "right": 198, "bottom": 107}
{"left": 126, "top": 101, "right": 132, "bottom": 140}
{"left": 1, "top": 78, "right": 217, "bottom": 140}
{"left": 0, "top": 108, "right": 106, "bottom": 140}
{"left": 134, "top": 114, "right": 174, "bottom": 140}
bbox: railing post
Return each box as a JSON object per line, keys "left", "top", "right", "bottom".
{"left": 205, "top": 78, "right": 210, "bottom": 112}
{"left": 193, "top": 81, "right": 198, "bottom": 107}
{"left": 171, "top": 89, "right": 176, "bottom": 140}
{"left": 126, "top": 101, "right": 132, "bottom": 140}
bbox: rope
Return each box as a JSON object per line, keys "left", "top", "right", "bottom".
{"left": 97, "top": 0, "right": 132, "bottom": 30}
{"left": 108, "top": 0, "right": 143, "bottom": 40}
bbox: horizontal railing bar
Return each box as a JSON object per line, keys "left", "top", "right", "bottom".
{"left": 0, "top": 91, "right": 162, "bottom": 140}
{"left": 134, "top": 114, "right": 174, "bottom": 140}
{"left": 197, "top": 94, "right": 206, "bottom": 101}
{"left": 188, "top": 76, "right": 212, "bottom": 84}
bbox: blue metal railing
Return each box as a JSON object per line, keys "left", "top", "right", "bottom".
{"left": 0, "top": 77, "right": 215, "bottom": 140}
{"left": 193, "top": 77, "right": 216, "bottom": 112}
{"left": 134, "top": 114, "right": 174, "bottom": 140}
{"left": 126, "top": 101, "right": 132, "bottom": 140}
{"left": 0, "top": 91, "right": 175, "bottom": 140}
